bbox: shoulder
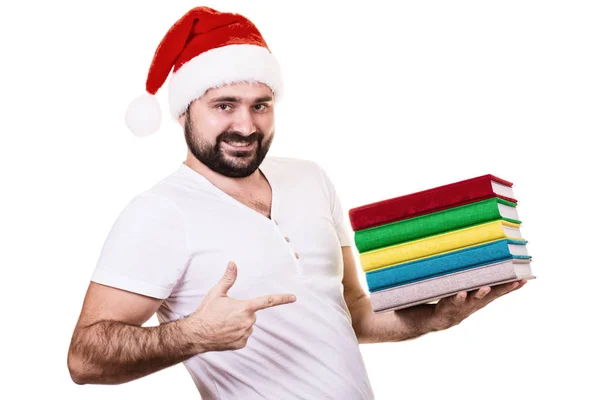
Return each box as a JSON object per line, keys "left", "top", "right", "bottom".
{"left": 130, "top": 167, "right": 192, "bottom": 214}
{"left": 117, "top": 167, "right": 187, "bottom": 222}
{"left": 115, "top": 190, "right": 184, "bottom": 229}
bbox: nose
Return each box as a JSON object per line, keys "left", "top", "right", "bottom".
{"left": 231, "top": 108, "right": 257, "bottom": 136}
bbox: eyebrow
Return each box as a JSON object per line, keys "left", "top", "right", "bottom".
{"left": 209, "top": 95, "right": 273, "bottom": 104}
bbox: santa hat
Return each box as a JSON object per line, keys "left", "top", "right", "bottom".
{"left": 125, "top": 6, "right": 283, "bottom": 137}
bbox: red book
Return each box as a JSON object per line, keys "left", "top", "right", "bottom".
{"left": 348, "top": 174, "right": 517, "bottom": 231}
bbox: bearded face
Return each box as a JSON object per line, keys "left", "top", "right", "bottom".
{"left": 183, "top": 83, "right": 275, "bottom": 178}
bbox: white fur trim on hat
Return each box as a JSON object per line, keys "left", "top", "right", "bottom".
{"left": 167, "top": 44, "right": 283, "bottom": 119}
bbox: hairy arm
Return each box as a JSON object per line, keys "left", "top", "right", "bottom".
{"left": 67, "top": 282, "right": 200, "bottom": 385}
{"left": 341, "top": 247, "right": 432, "bottom": 343}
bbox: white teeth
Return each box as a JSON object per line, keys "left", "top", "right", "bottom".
{"left": 227, "top": 142, "right": 251, "bottom": 147}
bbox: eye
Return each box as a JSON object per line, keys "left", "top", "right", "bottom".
{"left": 253, "top": 104, "right": 269, "bottom": 112}
{"left": 216, "top": 104, "right": 232, "bottom": 111}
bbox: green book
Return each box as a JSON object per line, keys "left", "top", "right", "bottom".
{"left": 353, "top": 197, "right": 520, "bottom": 253}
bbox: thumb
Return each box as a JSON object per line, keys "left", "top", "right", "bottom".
{"left": 216, "top": 261, "right": 237, "bottom": 296}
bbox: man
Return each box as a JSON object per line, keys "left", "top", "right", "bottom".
{"left": 67, "top": 6, "right": 527, "bottom": 399}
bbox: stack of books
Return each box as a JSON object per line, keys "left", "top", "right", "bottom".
{"left": 348, "top": 174, "right": 535, "bottom": 313}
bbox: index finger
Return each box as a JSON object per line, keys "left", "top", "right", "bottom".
{"left": 247, "top": 294, "right": 297, "bottom": 312}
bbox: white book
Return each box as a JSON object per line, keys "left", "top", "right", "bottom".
{"left": 370, "top": 258, "right": 536, "bottom": 313}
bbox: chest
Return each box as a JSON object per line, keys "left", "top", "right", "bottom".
{"left": 229, "top": 191, "right": 272, "bottom": 219}
{"left": 167, "top": 193, "right": 344, "bottom": 314}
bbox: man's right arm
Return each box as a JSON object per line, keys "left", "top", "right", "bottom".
{"left": 67, "top": 261, "right": 297, "bottom": 386}
{"left": 67, "top": 281, "right": 200, "bottom": 385}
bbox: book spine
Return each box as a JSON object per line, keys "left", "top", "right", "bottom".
{"left": 349, "top": 175, "right": 516, "bottom": 231}
{"left": 370, "top": 260, "right": 521, "bottom": 312}
{"left": 359, "top": 220, "right": 511, "bottom": 272}
{"left": 354, "top": 198, "right": 515, "bottom": 253}
{"left": 365, "top": 239, "right": 517, "bottom": 291}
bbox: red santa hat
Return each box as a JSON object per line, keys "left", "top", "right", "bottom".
{"left": 125, "top": 6, "right": 283, "bottom": 137}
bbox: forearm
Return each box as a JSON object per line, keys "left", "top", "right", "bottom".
{"left": 68, "top": 317, "right": 198, "bottom": 385}
{"left": 349, "top": 294, "right": 436, "bottom": 344}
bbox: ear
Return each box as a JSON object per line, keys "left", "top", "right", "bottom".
{"left": 179, "top": 99, "right": 199, "bottom": 127}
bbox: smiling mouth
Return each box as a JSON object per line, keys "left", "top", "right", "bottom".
{"left": 222, "top": 141, "right": 256, "bottom": 151}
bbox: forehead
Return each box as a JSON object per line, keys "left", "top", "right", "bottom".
{"left": 202, "top": 82, "right": 274, "bottom": 102}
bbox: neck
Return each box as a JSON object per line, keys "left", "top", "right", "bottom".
{"left": 184, "top": 155, "right": 264, "bottom": 194}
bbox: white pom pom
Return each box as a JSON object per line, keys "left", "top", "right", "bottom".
{"left": 125, "top": 93, "right": 162, "bottom": 137}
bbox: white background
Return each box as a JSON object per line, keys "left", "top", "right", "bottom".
{"left": 1, "top": 0, "right": 598, "bottom": 399}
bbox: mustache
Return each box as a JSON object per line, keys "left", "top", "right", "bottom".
{"left": 218, "top": 131, "right": 262, "bottom": 145}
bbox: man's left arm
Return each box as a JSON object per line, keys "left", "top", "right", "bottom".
{"left": 341, "top": 246, "right": 528, "bottom": 344}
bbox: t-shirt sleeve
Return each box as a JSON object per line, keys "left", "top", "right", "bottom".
{"left": 316, "top": 164, "right": 354, "bottom": 247}
{"left": 90, "top": 192, "right": 191, "bottom": 299}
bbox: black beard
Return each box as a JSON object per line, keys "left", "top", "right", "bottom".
{"left": 184, "top": 111, "right": 273, "bottom": 178}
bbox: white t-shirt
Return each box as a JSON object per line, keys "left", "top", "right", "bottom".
{"left": 90, "top": 155, "right": 375, "bottom": 400}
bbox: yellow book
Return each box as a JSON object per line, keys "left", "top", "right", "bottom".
{"left": 359, "top": 220, "right": 522, "bottom": 272}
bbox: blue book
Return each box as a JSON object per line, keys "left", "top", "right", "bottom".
{"left": 366, "top": 238, "right": 530, "bottom": 292}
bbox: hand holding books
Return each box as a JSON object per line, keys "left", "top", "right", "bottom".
{"left": 422, "top": 278, "right": 528, "bottom": 332}
{"left": 348, "top": 174, "right": 535, "bottom": 313}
